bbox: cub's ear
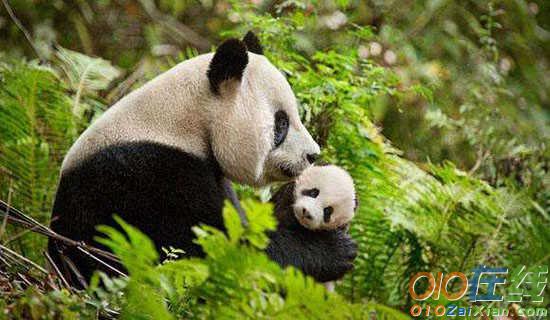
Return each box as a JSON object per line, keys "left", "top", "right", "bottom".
{"left": 207, "top": 38, "right": 248, "bottom": 94}
{"left": 243, "top": 31, "right": 263, "bottom": 55}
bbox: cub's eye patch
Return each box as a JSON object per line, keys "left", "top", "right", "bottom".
{"left": 323, "top": 206, "right": 333, "bottom": 223}
{"left": 301, "top": 188, "right": 319, "bottom": 198}
{"left": 274, "top": 110, "right": 289, "bottom": 147}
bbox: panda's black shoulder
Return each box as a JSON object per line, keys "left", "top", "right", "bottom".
{"left": 50, "top": 141, "right": 226, "bottom": 251}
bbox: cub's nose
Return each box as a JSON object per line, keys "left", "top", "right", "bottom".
{"left": 306, "top": 153, "right": 319, "bottom": 164}
{"left": 302, "top": 208, "right": 312, "bottom": 220}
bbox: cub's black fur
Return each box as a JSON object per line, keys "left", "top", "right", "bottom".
{"left": 266, "top": 182, "right": 357, "bottom": 282}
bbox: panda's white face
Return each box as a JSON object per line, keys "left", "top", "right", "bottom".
{"left": 209, "top": 47, "right": 320, "bottom": 186}
{"left": 292, "top": 165, "right": 356, "bottom": 230}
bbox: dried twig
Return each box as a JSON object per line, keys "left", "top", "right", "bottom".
{"left": 0, "top": 199, "right": 128, "bottom": 286}
{"left": 43, "top": 251, "right": 71, "bottom": 290}
{"left": 469, "top": 147, "right": 490, "bottom": 174}
{"left": 138, "top": 0, "right": 211, "bottom": 51}
{"left": 106, "top": 58, "right": 148, "bottom": 103}
{"left": 5, "top": 217, "right": 54, "bottom": 244}
{"left": 16, "top": 272, "right": 34, "bottom": 288}
{"left": 0, "top": 179, "right": 13, "bottom": 239}
{"left": 0, "top": 0, "right": 43, "bottom": 60}
{"left": 0, "top": 244, "right": 48, "bottom": 274}
{"left": 0, "top": 200, "right": 119, "bottom": 263}
{"left": 76, "top": 247, "right": 126, "bottom": 278}
{"left": 60, "top": 253, "right": 88, "bottom": 289}
{"left": 0, "top": 254, "right": 11, "bottom": 267}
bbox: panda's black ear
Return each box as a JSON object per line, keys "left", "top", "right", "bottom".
{"left": 243, "top": 31, "right": 263, "bottom": 55}
{"left": 207, "top": 38, "right": 249, "bottom": 95}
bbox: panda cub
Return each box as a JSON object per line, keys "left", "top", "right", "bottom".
{"left": 293, "top": 165, "right": 356, "bottom": 230}
{"left": 270, "top": 165, "right": 357, "bottom": 291}
{"left": 274, "top": 165, "right": 356, "bottom": 231}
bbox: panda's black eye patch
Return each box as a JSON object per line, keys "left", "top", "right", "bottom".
{"left": 301, "top": 188, "right": 319, "bottom": 198}
{"left": 323, "top": 206, "right": 333, "bottom": 223}
{"left": 274, "top": 110, "right": 289, "bottom": 147}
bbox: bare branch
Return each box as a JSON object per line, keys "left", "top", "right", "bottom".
{"left": 0, "top": 0, "right": 43, "bottom": 60}
{"left": 43, "top": 251, "right": 72, "bottom": 290}
{"left": 0, "top": 244, "right": 48, "bottom": 274}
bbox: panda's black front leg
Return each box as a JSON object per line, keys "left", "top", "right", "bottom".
{"left": 222, "top": 178, "right": 248, "bottom": 227}
{"left": 265, "top": 226, "right": 357, "bottom": 282}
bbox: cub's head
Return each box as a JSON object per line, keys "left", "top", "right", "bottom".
{"left": 208, "top": 32, "right": 320, "bottom": 186}
{"left": 292, "top": 165, "right": 357, "bottom": 230}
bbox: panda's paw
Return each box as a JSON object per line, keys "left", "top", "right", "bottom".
{"left": 321, "top": 234, "right": 357, "bottom": 281}
{"left": 334, "top": 233, "right": 357, "bottom": 260}
{"left": 344, "top": 237, "right": 358, "bottom": 260}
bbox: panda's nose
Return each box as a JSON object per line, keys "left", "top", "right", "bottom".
{"left": 302, "top": 208, "right": 312, "bottom": 220}
{"left": 306, "top": 153, "right": 319, "bottom": 164}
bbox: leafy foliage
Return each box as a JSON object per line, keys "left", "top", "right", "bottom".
{"left": 0, "top": 61, "right": 76, "bottom": 261}
{"left": 90, "top": 201, "right": 406, "bottom": 319}
{"left": 3, "top": 287, "right": 94, "bottom": 320}
{"left": 0, "top": 53, "right": 117, "bottom": 262}
{"left": 222, "top": 2, "right": 548, "bottom": 310}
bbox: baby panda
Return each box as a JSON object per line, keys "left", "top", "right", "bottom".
{"left": 268, "top": 164, "right": 357, "bottom": 290}
{"left": 291, "top": 165, "right": 356, "bottom": 231}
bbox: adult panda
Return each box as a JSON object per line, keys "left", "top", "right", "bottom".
{"left": 48, "top": 32, "right": 357, "bottom": 286}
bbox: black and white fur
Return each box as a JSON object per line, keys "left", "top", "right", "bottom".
{"left": 292, "top": 165, "right": 356, "bottom": 231}
{"left": 275, "top": 164, "right": 357, "bottom": 291}
{"left": 48, "top": 32, "right": 356, "bottom": 287}
{"left": 268, "top": 166, "right": 358, "bottom": 285}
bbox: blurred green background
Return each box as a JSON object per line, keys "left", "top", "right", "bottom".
{"left": 0, "top": 0, "right": 548, "bottom": 318}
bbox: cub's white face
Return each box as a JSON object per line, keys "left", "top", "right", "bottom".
{"left": 210, "top": 52, "right": 320, "bottom": 186}
{"left": 293, "top": 165, "right": 356, "bottom": 230}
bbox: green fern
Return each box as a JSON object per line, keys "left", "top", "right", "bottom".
{"left": 0, "top": 53, "right": 120, "bottom": 260}
{"left": 224, "top": 6, "right": 549, "bottom": 311}
{"left": 94, "top": 201, "right": 410, "bottom": 319}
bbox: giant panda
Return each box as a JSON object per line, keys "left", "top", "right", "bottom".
{"left": 267, "top": 165, "right": 358, "bottom": 283}
{"left": 48, "top": 32, "right": 357, "bottom": 286}
{"left": 278, "top": 164, "right": 357, "bottom": 231}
